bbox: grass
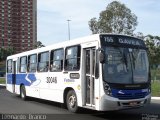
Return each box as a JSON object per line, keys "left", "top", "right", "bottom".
{"left": 151, "top": 69, "right": 160, "bottom": 81}
{"left": 0, "top": 77, "right": 5, "bottom": 84}
{"left": 151, "top": 81, "right": 160, "bottom": 97}
{"left": 151, "top": 69, "right": 160, "bottom": 96}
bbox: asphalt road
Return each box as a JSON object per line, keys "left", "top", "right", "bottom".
{"left": 0, "top": 86, "right": 160, "bottom": 120}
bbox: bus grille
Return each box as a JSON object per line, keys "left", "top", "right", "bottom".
{"left": 117, "top": 93, "right": 146, "bottom": 100}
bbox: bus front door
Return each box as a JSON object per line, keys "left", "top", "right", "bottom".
{"left": 83, "top": 47, "right": 95, "bottom": 107}
{"left": 12, "top": 61, "right": 16, "bottom": 93}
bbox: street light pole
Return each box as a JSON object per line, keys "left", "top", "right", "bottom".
{"left": 67, "top": 19, "right": 71, "bottom": 40}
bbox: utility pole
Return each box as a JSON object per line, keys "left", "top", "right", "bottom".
{"left": 67, "top": 19, "right": 71, "bottom": 40}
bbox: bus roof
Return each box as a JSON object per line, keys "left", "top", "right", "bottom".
{"left": 7, "top": 33, "right": 143, "bottom": 59}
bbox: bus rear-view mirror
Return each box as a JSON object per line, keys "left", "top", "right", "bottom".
{"left": 99, "top": 51, "right": 105, "bottom": 63}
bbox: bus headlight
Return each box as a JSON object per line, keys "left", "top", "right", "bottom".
{"left": 103, "top": 82, "right": 112, "bottom": 96}
{"left": 149, "top": 88, "right": 151, "bottom": 93}
{"left": 149, "top": 85, "right": 151, "bottom": 93}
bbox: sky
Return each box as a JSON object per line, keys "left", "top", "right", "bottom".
{"left": 37, "top": 0, "right": 160, "bottom": 46}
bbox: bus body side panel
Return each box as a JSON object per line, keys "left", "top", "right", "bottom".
{"left": 6, "top": 73, "right": 13, "bottom": 93}
{"left": 6, "top": 74, "right": 19, "bottom": 94}
{"left": 38, "top": 72, "right": 64, "bottom": 103}
{"left": 62, "top": 71, "right": 82, "bottom": 106}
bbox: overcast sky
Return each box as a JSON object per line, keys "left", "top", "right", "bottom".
{"left": 37, "top": 0, "right": 160, "bottom": 46}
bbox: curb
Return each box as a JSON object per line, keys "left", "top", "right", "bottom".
{"left": 0, "top": 84, "right": 6, "bottom": 88}
{"left": 151, "top": 97, "right": 160, "bottom": 100}
{"left": 0, "top": 84, "right": 6, "bottom": 86}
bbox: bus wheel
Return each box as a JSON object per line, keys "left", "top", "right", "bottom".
{"left": 66, "top": 90, "right": 78, "bottom": 113}
{"left": 20, "top": 85, "right": 27, "bottom": 100}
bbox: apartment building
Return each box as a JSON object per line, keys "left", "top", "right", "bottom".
{"left": 0, "top": 0, "right": 37, "bottom": 53}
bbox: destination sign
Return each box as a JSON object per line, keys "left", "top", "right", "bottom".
{"left": 100, "top": 35, "right": 146, "bottom": 48}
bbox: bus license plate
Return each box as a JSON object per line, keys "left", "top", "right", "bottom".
{"left": 129, "top": 102, "right": 137, "bottom": 106}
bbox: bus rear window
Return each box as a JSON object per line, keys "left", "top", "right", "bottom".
{"left": 7, "top": 59, "right": 12, "bottom": 73}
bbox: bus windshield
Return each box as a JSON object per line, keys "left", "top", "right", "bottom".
{"left": 103, "top": 47, "right": 149, "bottom": 84}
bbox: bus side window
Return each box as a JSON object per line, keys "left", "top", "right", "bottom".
{"left": 38, "top": 51, "right": 49, "bottom": 72}
{"left": 65, "top": 45, "right": 81, "bottom": 71}
{"left": 50, "top": 48, "right": 64, "bottom": 72}
{"left": 7, "top": 59, "right": 13, "bottom": 73}
{"left": 20, "top": 56, "right": 27, "bottom": 73}
{"left": 28, "top": 54, "right": 37, "bottom": 72}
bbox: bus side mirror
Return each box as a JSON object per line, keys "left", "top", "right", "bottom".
{"left": 97, "top": 48, "right": 105, "bottom": 63}
{"left": 99, "top": 51, "right": 105, "bottom": 63}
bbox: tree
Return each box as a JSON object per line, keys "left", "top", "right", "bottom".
{"left": 0, "top": 47, "right": 15, "bottom": 61}
{"left": 88, "top": 1, "right": 138, "bottom": 35}
{"left": 34, "top": 41, "right": 45, "bottom": 48}
{"left": 133, "top": 32, "right": 144, "bottom": 39}
{"left": 144, "top": 35, "right": 160, "bottom": 81}
{"left": 144, "top": 35, "right": 160, "bottom": 68}
{"left": 7, "top": 47, "right": 15, "bottom": 56}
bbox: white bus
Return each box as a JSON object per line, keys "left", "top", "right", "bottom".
{"left": 6, "top": 34, "right": 151, "bottom": 112}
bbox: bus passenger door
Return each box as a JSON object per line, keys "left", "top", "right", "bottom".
{"left": 83, "top": 47, "right": 96, "bottom": 107}
{"left": 12, "top": 61, "right": 16, "bottom": 93}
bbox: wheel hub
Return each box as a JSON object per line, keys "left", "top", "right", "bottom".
{"left": 69, "top": 95, "right": 76, "bottom": 108}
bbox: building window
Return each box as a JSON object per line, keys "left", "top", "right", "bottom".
{"left": 2, "top": 39, "right": 4, "bottom": 46}
{"left": 50, "top": 48, "right": 64, "bottom": 72}
{"left": 65, "top": 45, "right": 81, "bottom": 71}
{"left": 38, "top": 52, "right": 49, "bottom": 72}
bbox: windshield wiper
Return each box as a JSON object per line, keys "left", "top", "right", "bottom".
{"left": 119, "top": 48, "right": 128, "bottom": 68}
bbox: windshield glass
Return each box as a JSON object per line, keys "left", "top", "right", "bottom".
{"left": 132, "top": 49, "right": 149, "bottom": 83}
{"left": 103, "top": 47, "right": 149, "bottom": 84}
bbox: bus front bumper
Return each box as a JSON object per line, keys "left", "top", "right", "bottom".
{"left": 99, "top": 94, "right": 151, "bottom": 111}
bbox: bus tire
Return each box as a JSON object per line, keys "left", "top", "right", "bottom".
{"left": 20, "top": 85, "right": 27, "bottom": 100}
{"left": 66, "top": 90, "right": 78, "bottom": 113}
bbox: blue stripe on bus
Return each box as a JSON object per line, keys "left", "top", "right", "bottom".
{"left": 7, "top": 73, "right": 37, "bottom": 86}
{"left": 111, "top": 88, "right": 149, "bottom": 100}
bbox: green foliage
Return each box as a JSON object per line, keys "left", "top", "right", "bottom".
{"left": 144, "top": 35, "right": 160, "bottom": 68}
{"left": 88, "top": 1, "right": 138, "bottom": 35}
{"left": 0, "top": 47, "right": 15, "bottom": 61}
{"left": 34, "top": 41, "right": 45, "bottom": 48}
{"left": 0, "top": 78, "right": 5, "bottom": 84}
{"left": 151, "top": 81, "right": 160, "bottom": 97}
{"left": 151, "top": 69, "right": 160, "bottom": 81}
